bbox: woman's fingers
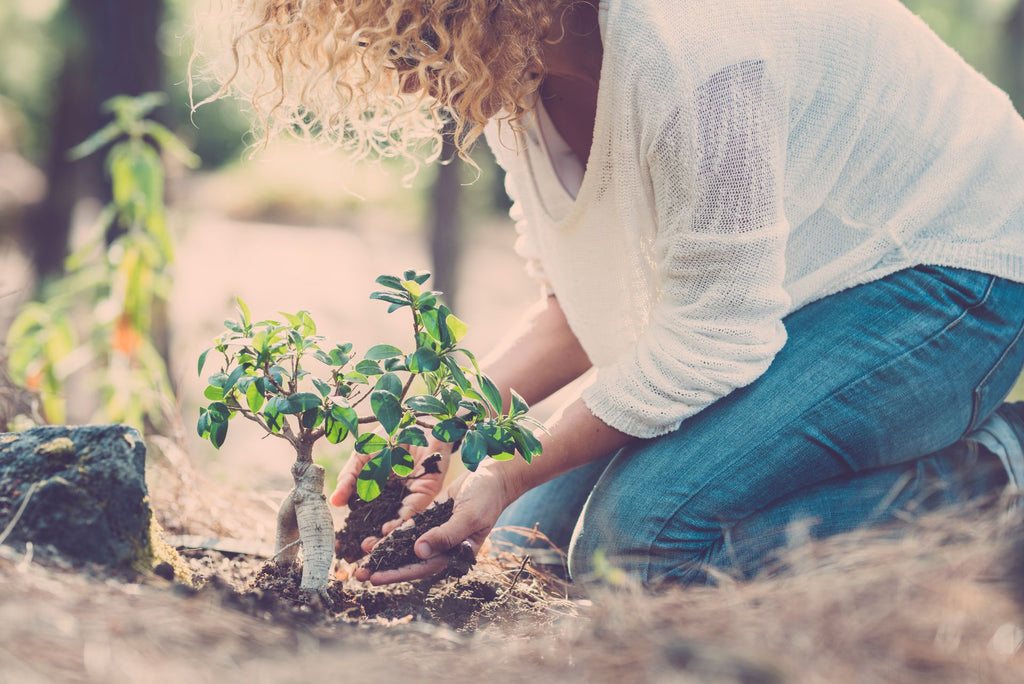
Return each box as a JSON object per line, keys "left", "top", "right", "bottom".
{"left": 360, "top": 535, "right": 380, "bottom": 555}
{"left": 412, "top": 508, "right": 487, "bottom": 561}
{"left": 357, "top": 555, "right": 450, "bottom": 585}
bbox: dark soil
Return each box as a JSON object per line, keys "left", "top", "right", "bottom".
{"left": 363, "top": 498, "right": 476, "bottom": 579}
{"left": 180, "top": 548, "right": 544, "bottom": 632}
{"left": 334, "top": 478, "right": 406, "bottom": 562}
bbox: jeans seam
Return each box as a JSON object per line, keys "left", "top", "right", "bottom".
{"left": 645, "top": 284, "right": 990, "bottom": 581}
{"left": 941, "top": 274, "right": 995, "bottom": 333}
{"left": 967, "top": 311, "right": 1024, "bottom": 434}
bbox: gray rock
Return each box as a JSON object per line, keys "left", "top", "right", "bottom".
{"left": 0, "top": 424, "right": 152, "bottom": 566}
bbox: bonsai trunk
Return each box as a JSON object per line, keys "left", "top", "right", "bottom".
{"left": 275, "top": 447, "right": 334, "bottom": 598}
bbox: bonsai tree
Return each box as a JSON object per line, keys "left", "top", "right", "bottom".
{"left": 197, "top": 271, "right": 542, "bottom": 598}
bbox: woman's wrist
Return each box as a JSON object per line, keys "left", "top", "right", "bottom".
{"left": 476, "top": 457, "right": 532, "bottom": 509}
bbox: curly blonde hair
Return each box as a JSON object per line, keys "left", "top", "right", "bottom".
{"left": 192, "top": 0, "right": 564, "bottom": 168}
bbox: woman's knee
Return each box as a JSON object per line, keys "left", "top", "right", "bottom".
{"left": 565, "top": 480, "right": 727, "bottom": 586}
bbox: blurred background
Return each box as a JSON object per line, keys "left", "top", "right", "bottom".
{"left": 0, "top": 0, "right": 1022, "bottom": 494}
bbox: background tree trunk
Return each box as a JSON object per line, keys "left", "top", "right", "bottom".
{"left": 1007, "top": 0, "right": 1024, "bottom": 113}
{"left": 428, "top": 125, "right": 462, "bottom": 308}
{"left": 27, "top": 0, "right": 165, "bottom": 280}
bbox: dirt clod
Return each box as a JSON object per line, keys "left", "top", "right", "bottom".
{"left": 364, "top": 499, "right": 475, "bottom": 580}
{"left": 334, "top": 478, "right": 406, "bottom": 562}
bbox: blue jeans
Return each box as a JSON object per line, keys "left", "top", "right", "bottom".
{"left": 493, "top": 266, "right": 1024, "bottom": 586}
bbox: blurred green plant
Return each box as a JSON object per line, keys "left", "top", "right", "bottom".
{"left": 196, "top": 270, "right": 543, "bottom": 595}
{"left": 5, "top": 92, "right": 199, "bottom": 429}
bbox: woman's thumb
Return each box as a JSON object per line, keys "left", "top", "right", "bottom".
{"left": 415, "top": 514, "right": 473, "bottom": 560}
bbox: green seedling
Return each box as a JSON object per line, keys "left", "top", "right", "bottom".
{"left": 197, "top": 270, "right": 542, "bottom": 597}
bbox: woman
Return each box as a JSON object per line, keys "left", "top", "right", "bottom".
{"left": 215, "top": 0, "right": 1024, "bottom": 586}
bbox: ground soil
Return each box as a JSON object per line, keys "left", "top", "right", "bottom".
{"left": 232, "top": 554, "right": 508, "bottom": 630}
{"left": 5, "top": 480, "right": 1024, "bottom": 682}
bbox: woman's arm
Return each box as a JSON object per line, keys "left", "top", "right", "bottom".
{"left": 481, "top": 293, "right": 593, "bottom": 409}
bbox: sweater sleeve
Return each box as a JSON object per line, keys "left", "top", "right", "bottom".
{"left": 581, "top": 60, "right": 792, "bottom": 438}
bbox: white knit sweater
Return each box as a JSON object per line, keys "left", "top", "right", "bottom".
{"left": 484, "top": 0, "right": 1024, "bottom": 439}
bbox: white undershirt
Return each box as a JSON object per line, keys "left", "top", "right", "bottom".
{"left": 524, "top": 101, "right": 585, "bottom": 207}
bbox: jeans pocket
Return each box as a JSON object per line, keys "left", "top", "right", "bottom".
{"left": 967, "top": 313, "right": 1024, "bottom": 434}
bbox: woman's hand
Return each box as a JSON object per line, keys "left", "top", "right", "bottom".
{"left": 330, "top": 437, "right": 454, "bottom": 551}
{"left": 353, "top": 461, "right": 518, "bottom": 585}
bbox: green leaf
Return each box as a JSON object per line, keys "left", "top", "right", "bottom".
{"left": 356, "top": 449, "right": 395, "bottom": 502}
{"left": 236, "top": 297, "right": 252, "bottom": 327}
{"left": 442, "top": 356, "right": 471, "bottom": 391}
{"left": 197, "top": 410, "right": 211, "bottom": 438}
{"left": 375, "top": 275, "right": 404, "bottom": 290}
{"left": 68, "top": 121, "right": 122, "bottom": 161}
{"left": 222, "top": 365, "right": 247, "bottom": 396}
{"left": 374, "top": 373, "right": 402, "bottom": 397}
{"left": 313, "top": 378, "right": 332, "bottom": 397}
{"left": 325, "top": 416, "right": 346, "bottom": 444}
{"left": 280, "top": 392, "right": 321, "bottom": 414}
{"left": 440, "top": 388, "right": 462, "bottom": 416}
{"left": 246, "top": 381, "right": 265, "bottom": 412}
{"left": 300, "top": 311, "right": 316, "bottom": 336}
{"left": 329, "top": 347, "right": 351, "bottom": 366}
{"left": 330, "top": 403, "right": 359, "bottom": 433}
{"left": 404, "top": 394, "right": 447, "bottom": 415}
{"left": 354, "top": 359, "right": 383, "bottom": 376}
{"left": 252, "top": 329, "right": 269, "bottom": 353}
{"left": 370, "top": 292, "right": 410, "bottom": 307}
{"left": 355, "top": 477, "right": 382, "bottom": 502}
{"left": 401, "top": 279, "right": 422, "bottom": 297}
{"left": 301, "top": 407, "right": 322, "bottom": 429}
{"left": 204, "top": 385, "right": 225, "bottom": 401}
{"left": 207, "top": 372, "right": 229, "bottom": 389}
{"left": 142, "top": 120, "right": 201, "bottom": 168}
{"left": 396, "top": 426, "right": 428, "bottom": 447}
{"left": 355, "top": 432, "right": 388, "bottom": 455}
{"left": 480, "top": 423, "right": 516, "bottom": 459}
{"left": 324, "top": 402, "right": 357, "bottom": 444}
{"left": 510, "top": 389, "right": 530, "bottom": 417}
{"left": 444, "top": 313, "right": 469, "bottom": 344}
{"left": 460, "top": 431, "right": 487, "bottom": 471}
{"left": 343, "top": 371, "right": 369, "bottom": 385}
{"left": 478, "top": 374, "right": 503, "bottom": 415}
{"left": 263, "top": 397, "right": 282, "bottom": 432}
{"left": 407, "top": 347, "right": 441, "bottom": 373}
{"left": 268, "top": 365, "right": 288, "bottom": 388}
{"left": 209, "top": 419, "right": 228, "bottom": 449}
{"left": 512, "top": 426, "right": 543, "bottom": 464}
{"left": 208, "top": 402, "right": 231, "bottom": 422}
{"left": 459, "top": 399, "right": 488, "bottom": 422}
{"left": 364, "top": 344, "right": 404, "bottom": 360}
{"left": 432, "top": 417, "right": 468, "bottom": 443}
{"left": 370, "top": 390, "right": 403, "bottom": 435}
{"left": 391, "top": 446, "right": 414, "bottom": 476}
{"left": 197, "top": 349, "right": 211, "bottom": 377}
{"left": 419, "top": 309, "right": 440, "bottom": 341}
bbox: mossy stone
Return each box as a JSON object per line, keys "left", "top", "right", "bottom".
{"left": 0, "top": 424, "right": 172, "bottom": 571}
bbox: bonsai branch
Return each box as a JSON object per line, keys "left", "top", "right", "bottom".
{"left": 235, "top": 406, "right": 294, "bottom": 445}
